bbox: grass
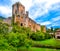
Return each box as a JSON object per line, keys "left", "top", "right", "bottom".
{"left": 18, "top": 38, "right": 60, "bottom": 51}
{"left": 33, "top": 38, "right": 60, "bottom": 47}
{"left": 19, "top": 47, "right": 60, "bottom": 51}
{"left": 19, "top": 39, "right": 60, "bottom": 51}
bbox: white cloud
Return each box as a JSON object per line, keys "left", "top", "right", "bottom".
{"left": 0, "top": 0, "right": 60, "bottom": 18}
{"left": 11, "top": 0, "right": 33, "bottom": 11}
{"left": 0, "top": 6, "right": 12, "bottom": 17}
{"left": 11, "top": 0, "right": 60, "bottom": 11}
{"left": 52, "top": 16, "right": 60, "bottom": 21}
{"left": 52, "top": 22, "right": 60, "bottom": 26}
{"left": 29, "top": 0, "right": 60, "bottom": 19}
{"left": 29, "top": 6, "right": 48, "bottom": 19}
{"left": 40, "top": 21, "right": 51, "bottom": 25}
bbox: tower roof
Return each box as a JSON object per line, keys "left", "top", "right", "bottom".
{"left": 12, "top": 2, "right": 25, "bottom": 8}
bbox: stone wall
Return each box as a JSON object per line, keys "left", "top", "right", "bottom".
{"left": 3, "top": 17, "right": 11, "bottom": 25}
{"left": 55, "top": 29, "right": 60, "bottom": 39}
{"left": 12, "top": 2, "right": 46, "bottom": 32}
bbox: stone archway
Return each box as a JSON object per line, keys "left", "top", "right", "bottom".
{"left": 55, "top": 29, "right": 60, "bottom": 39}
{"left": 57, "top": 36, "right": 60, "bottom": 39}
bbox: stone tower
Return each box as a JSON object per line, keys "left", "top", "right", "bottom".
{"left": 12, "top": 2, "right": 26, "bottom": 26}
{"left": 12, "top": 2, "right": 46, "bottom": 32}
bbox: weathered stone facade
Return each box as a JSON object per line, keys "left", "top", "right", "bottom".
{"left": 55, "top": 29, "right": 60, "bottom": 39}
{"left": 12, "top": 2, "right": 46, "bottom": 32}
{"left": 3, "top": 17, "right": 11, "bottom": 25}
{"left": 3, "top": 2, "right": 46, "bottom": 32}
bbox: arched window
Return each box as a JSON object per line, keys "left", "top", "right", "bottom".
{"left": 57, "top": 36, "right": 60, "bottom": 39}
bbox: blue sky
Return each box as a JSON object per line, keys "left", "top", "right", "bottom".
{"left": 0, "top": 0, "right": 60, "bottom": 28}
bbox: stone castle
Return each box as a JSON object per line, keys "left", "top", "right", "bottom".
{"left": 3, "top": 2, "right": 46, "bottom": 32}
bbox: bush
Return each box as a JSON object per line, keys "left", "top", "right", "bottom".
{"left": 30, "top": 31, "right": 52, "bottom": 41}
{"left": 0, "top": 34, "right": 17, "bottom": 51}
{"left": 0, "top": 22, "right": 9, "bottom": 34}
{"left": 5, "top": 32, "right": 32, "bottom": 48}
{"left": 45, "top": 33, "right": 52, "bottom": 39}
{"left": 30, "top": 31, "right": 45, "bottom": 41}
{"left": 12, "top": 25, "right": 31, "bottom": 34}
{"left": 0, "top": 32, "right": 32, "bottom": 50}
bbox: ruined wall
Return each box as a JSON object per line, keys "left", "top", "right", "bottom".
{"left": 41, "top": 25, "right": 46, "bottom": 33}
{"left": 55, "top": 29, "right": 60, "bottom": 39}
{"left": 12, "top": 2, "right": 46, "bottom": 32}
{"left": 28, "top": 18, "right": 36, "bottom": 32}
{"left": 12, "top": 2, "right": 25, "bottom": 25}
{"left": 3, "top": 17, "right": 11, "bottom": 25}
{"left": 36, "top": 24, "right": 41, "bottom": 31}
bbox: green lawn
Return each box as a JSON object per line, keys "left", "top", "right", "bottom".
{"left": 33, "top": 38, "right": 60, "bottom": 47}
{"left": 18, "top": 39, "right": 60, "bottom": 51}
{"left": 19, "top": 47, "right": 60, "bottom": 51}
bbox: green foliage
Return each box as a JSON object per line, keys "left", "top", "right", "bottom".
{"left": 30, "top": 31, "right": 52, "bottom": 41}
{"left": 0, "top": 23, "right": 58, "bottom": 51}
{"left": 0, "top": 34, "right": 17, "bottom": 51}
{"left": 5, "top": 32, "right": 32, "bottom": 47}
{"left": 46, "top": 27, "right": 54, "bottom": 33}
{"left": 51, "top": 27, "right": 53, "bottom": 32}
{"left": 0, "top": 32, "right": 32, "bottom": 51}
{"left": 41, "top": 25, "right": 46, "bottom": 32}
{"left": 0, "top": 22, "right": 9, "bottom": 34}
{"left": 54, "top": 28, "right": 60, "bottom": 33}
{"left": 45, "top": 33, "right": 52, "bottom": 39}
{"left": 30, "top": 31, "right": 45, "bottom": 41}
{"left": 12, "top": 25, "right": 31, "bottom": 34}
{"left": 0, "top": 16, "right": 5, "bottom": 21}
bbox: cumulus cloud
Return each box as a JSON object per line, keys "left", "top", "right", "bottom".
{"left": 0, "top": 0, "right": 60, "bottom": 28}
{"left": 52, "top": 22, "right": 60, "bottom": 27}
{"left": 10, "top": 0, "right": 33, "bottom": 11}
{"left": 29, "top": 0, "right": 60, "bottom": 19}
{"left": 0, "top": 5, "right": 12, "bottom": 17}
{"left": 0, "top": 0, "right": 60, "bottom": 18}
{"left": 40, "top": 21, "right": 51, "bottom": 25}
{"left": 45, "top": 16, "right": 60, "bottom": 27}
{"left": 52, "top": 16, "right": 60, "bottom": 21}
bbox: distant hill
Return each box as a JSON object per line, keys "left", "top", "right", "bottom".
{"left": 0, "top": 16, "right": 6, "bottom": 20}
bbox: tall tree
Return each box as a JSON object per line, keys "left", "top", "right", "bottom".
{"left": 51, "top": 27, "right": 53, "bottom": 32}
